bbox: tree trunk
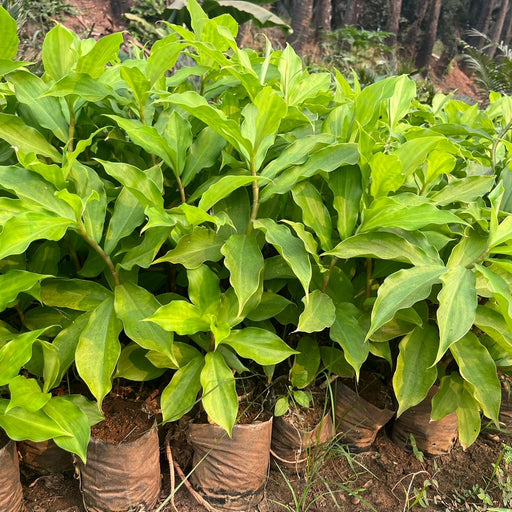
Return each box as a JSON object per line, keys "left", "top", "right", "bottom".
{"left": 488, "top": 0, "right": 510, "bottom": 57}
{"left": 475, "top": 0, "right": 497, "bottom": 47}
{"left": 385, "top": 0, "right": 403, "bottom": 46}
{"left": 344, "top": 0, "right": 364, "bottom": 26}
{"left": 314, "top": 0, "right": 333, "bottom": 33}
{"left": 402, "top": 0, "right": 432, "bottom": 61}
{"left": 415, "top": 0, "right": 443, "bottom": 74}
{"left": 287, "top": 0, "right": 314, "bottom": 53}
{"left": 501, "top": 1, "right": 512, "bottom": 46}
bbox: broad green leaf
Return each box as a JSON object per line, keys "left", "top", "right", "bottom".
{"left": 43, "top": 73, "right": 120, "bottom": 102}
{"left": 7, "top": 376, "right": 51, "bottom": 413}
{"left": 260, "top": 144, "right": 359, "bottom": 199}
{"left": 431, "top": 375, "right": 458, "bottom": 420}
{"left": 395, "top": 136, "right": 447, "bottom": 178}
{"left": 42, "top": 24, "right": 77, "bottom": 81}
{"left": 330, "top": 303, "right": 368, "bottom": 378}
{"left": 474, "top": 305, "right": 512, "bottom": 352}
{"left": 450, "top": 332, "right": 501, "bottom": 425}
{"left": 104, "top": 188, "right": 145, "bottom": 254}
{"left": 297, "top": 290, "right": 336, "bottom": 333}
{"left": 0, "top": 6, "right": 18, "bottom": 59}
{"left": 61, "top": 394, "right": 104, "bottom": 427}
{"left": 369, "top": 153, "right": 403, "bottom": 198}
{"left": 0, "top": 114, "right": 62, "bottom": 161}
{"left": 187, "top": 265, "right": 222, "bottom": 315}
{"left": 360, "top": 202, "right": 464, "bottom": 232}
{"left": 290, "top": 336, "right": 320, "bottom": 389}
{"left": 120, "top": 226, "right": 171, "bottom": 270}
{"left": 476, "top": 265, "right": 512, "bottom": 330}
{"left": 447, "top": 227, "right": 488, "bottom": 267}
{"left": 114, "top": 282, "right": 176, "bottom": 363}
{"left": 274, "top": 396, "right": 289, "bottom": 416}
{"left": 0, "top": 270, "right": 49, "bottom": 313}
{"left": 246, "top": 292, "right": 292, "bottom": 322}
{"left": 0, "top": 329, "right": 47, "bottom": 385}
{"left": 201, "top": 351, "right": 237, "bottom": 435}
{"left": 221, "top": 327, "right": 297, "bottom": 365}
{"left": 198, "top": 175, "right": 268, "bottom": 211}
{"left": 44, "top": 396, "right": 90, "bottom": 462}
{"left": 155, "top": 227, "right": 227, "bottom": 269}
{"left": 37, "top": 340, "right": 60, "bottom": 393}
{"left": 0, "top": 400, "right": 69, "bottom": 441}
{"left": 75, "top": 32, "right": 123, "bottom": 78}
{"left": 6, "top": 71, "right": 69, "bottom": 143}
{"left": 430, "top": 176, "right": 495, "bottom": 206}
{"left": 291, "top": 181, "right": 332, "bottom": 250}
{"left": 393, "top": 325, "right": 438, "bottom": 417}
{"left": 75, "top": 298, "right": 122, "bottom": 408}
{"left": 146, "top": 300, "right": 210, "bottom": 335}
{"left": 147, "top": 35, "right": 183, "bottom": 85}
{"left": 221, "top": 234, "right": 264, "bottom": 315}
{"left": 120, "top": 65, "right": 150, "bottom": 108}
{"left": 319, "top": 346, "right": 354, "bottom": 378}
{"left": 253, "top": 218, "right": 311, "bottom": 295}
{"left": 326, "top": 231, "right": 440, "bottom": 266}
{"left": 435, "top": 266, "right": 477, "bottom": 363}
{"left": 41, "top": 279, "right": 111, "bottom": 311}
{"left": 115, "top": 343, "right": 166, "bottom": 381}
{"left": 368, "top": 266, "right": 447, "bottom": 340}
{"left": 161, "top": 356, "right": 204, "bottom": 423}
{"left": 491, "top": 214, "right": 512, "bottom": 248}
{"left": 98, "top": 160, "right": 164, "bottom": 209}
{"left": 388, "top": 75, "right": 416, "bottom": 127}
{"left": 328, "top": 166, "right": 362, "bottom": 239}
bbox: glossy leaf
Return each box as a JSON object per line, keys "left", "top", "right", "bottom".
{"left": 187, "top": 265, "right": 221, "bottom": 315}
{"left": 290, "top": 336, "right": 320, "bottom": 389}
{"left": 115, "top": 343, "right": 166, "bottom": 381}
{"left": 147, "top": 300, "right": 210, "bottom": 335}
{"left": 75, "top": 298, "right": 122, "bottom": 408}
{"left": 7, "top": 376, "right": 51, "bottom": 413}
{"left": 297, "top": 290, "right": 336, "bottom": 333}
{"left": 0, "top": 6, "right": 18, "bottom": 59}
{"left": 393, "top": 325, "right": 438, "bottom": 417}
{"left": 0, "top": 270, "right": 49, "bottom": 313}
{"left": 201, "top": 351, "right": 237, "bottom": 435}
{"left": 369, "top": 153, "right": 403, "bottom": 198}
{"left": 41, "top": 279, "right": 112, "bottom": 311}
{"left": 41, "top": 24, "right": 77, "bottom": 81}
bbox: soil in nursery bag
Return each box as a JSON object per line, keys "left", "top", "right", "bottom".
{"left": 0, "top": 430, "right": 23, "bottom": 512}
{"left": 271, "top": 390, "right": 335, "bottom": 474}
{"left": 391, "top": 386, "right": 458, "bottom": 456}
{"left": 76, "top": 398, "right": 161, "bottom": 512}
{"left": 335, "top": 372, "right": 395, "bottom": 451}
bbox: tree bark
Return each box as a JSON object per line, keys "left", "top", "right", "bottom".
{"left": 501, "top": 1, "right": 512, "bottom": 46}
{"left": 314, "top": 0, "right": 333, "bottom": 33}
{"left": 415, "top": 0, "right": 442, "bottom": 74}
{"left": 287, "top": 0, "right": 314, "bottom": 53}
{"left": 385, "top": 0, "right": 403, "bottom": 46}
{"left": 488, "top": 0, "right": 510, "bottom": 57}
{"left": 343, "top": 0, "right": 364, "bottom": 26}
{"left": 402, "top": 0, "right": 432, "bottom": 60}
{"left": 475, "top": 0, "right": 497, "bottom": 47}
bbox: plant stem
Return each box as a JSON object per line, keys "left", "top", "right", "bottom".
{"left": 177, "top": 173, "right": 186, "bottom": 204}
{"left": 247, "top": 159, "right": 259, "bottom": 234}
{"left": 365, "top": 258, "right": 373, "bottom": 299}
{"left": 322, "top": 256, "right": 338, "bottom": 293}
{"left": 492, "top": 118, "right": 512, "bottom": 171}
{"left": 78, "top": 226, "right": 120, "bottom": 287}
{"left": 67, "top": 100, "right": 76, "bottom": 153}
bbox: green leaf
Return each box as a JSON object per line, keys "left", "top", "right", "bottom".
{"left": 474, "top": 305, "right": 512, "bottom": 352}
{"left": 291, "top": 181, "right": 332, "bottom": 251}
{"left": 0, "top": 400, "right": 70, "bottom": 442}
{"left": 120, "top": 65, "right": 150, "bottom": 108}
{"left": 319, "top": 346, "right": 354, "bottom": 378}
{"left": 161, "top": 356, "right": 203, "bottom": 423}
{"left": 388, "top": 75, "right": 416, "bottom": 127}
{"left": 450, "top": 332, "right": 501, "bottom": 425}
{"left": 0, "top": 6, "right": 18, "bottom": 59}
{"left": 201, "top": 351, "right": 237, "bottom": 435}
{"left": 253, "top": 218, "right": 311, "bottom": 295}
{"left": 98, "top": 160, "right": 164, "bottom": 209}
{"left": 290, "top": 336, "right": 320, "bottom": 389}
{"left": 120, "top": 226, "right": 171, "bottom": 270}
{"left": 368, "top": 266, "right": 447, "bottom": 340}
{"left": 41, "top": 279, "right": 112, "bottom": 311}
{"left": 187, "top": 265, "right": 221, "bottom": 315}
{"left": 221, "top": 234, "right": 264, "bottom": 315}
{"left": 435, "top": 266, "right": 477, "bottom": 363}
{"left": 221, "top": 327, "right": 297, "bottom": 365}
{"left": 147, "top": 35, "right": 183, "bottom": 85}
{"left": 370, "top": 153, "right": 403, "bottom": 198}
{"left": 114, "top": 282, "right": 176, "bottom": 364}
{"left": 330, "top": 302, "right": 368, "bottom": 378}
{"left": 274, "top": 396, "right": 289, "bottom": 416}
{"left": 7, "top": 376, "right": 51, "bottom": 413}
{"left": 42, "top": 24, "right": 78, "bottom": 81}
{"left": 75, "top": 33, "right": 123, "bottom": 78}
{"left": 146, "top": 300, "right": 210, "bottom": 335}
{"left": 393, "top": 325, "right": 438, "bottom": 417}
{"left": 326, "top": 231, "right": 441, "bottom": 266}
{"left": 430, "top": 176, "right": 496, "bottom": 206}
{"left": 0, "top": 270, "right": 49, "bottom": 313}
{"left": 7, "top": 70, "right": 69, "bottom": 143}
{"left": 115, "top": 343, "right": 166, "bottom": 381}
{"left": 75, "top": 298, "right": 122, "bottom": 408}
{"left": 0, "top": 329, "right": 47, "bottom": 385}
{"left": 155, "top": 227, "right": 226, "bottom": 269}
{"left": 246, "top": 292, "right": 292, "bottom": 321}
{"left": 447, "top": 227, "right": 488, "bottom": 267}
{"left": 297, "top": 290, "right": 336, "bottom": 333}
{"left": 328, "top": 166, "right": 362, "bottom": 239}
{"left": 476, "top": 265, "right": 512, "bottom": 331}
{"left": 44, "top": 396, "right": 90, "bottom": 462}
{"left": 0, "top": 114, "right": 62, "bottom": 161}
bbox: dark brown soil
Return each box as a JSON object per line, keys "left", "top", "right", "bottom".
{"left": 343, "top": 372, "right": 395, "bottom": 411}
{"left": 91, "top": 398, "right": 155, "bottom": 443}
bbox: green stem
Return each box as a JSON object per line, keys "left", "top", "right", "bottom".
{"left": 177, "top": 173, "right": 187, "bottom": 204}
{"left": 247, "top": 160, "right": 259, "bottom": 234}
{"left": 365, "top": 258, "right": 373, "bottom": 299}
{"left": 68, "top": 100, "right": 76, "bottom": 153}
{"left": 78, "top": 226, "right": 120, "bottom": 287}
{"left": 322, "top": 256, "right": 338, "bottom": 293}
{"left": 492, "top": 118, "right": 512, "bottom": 171}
